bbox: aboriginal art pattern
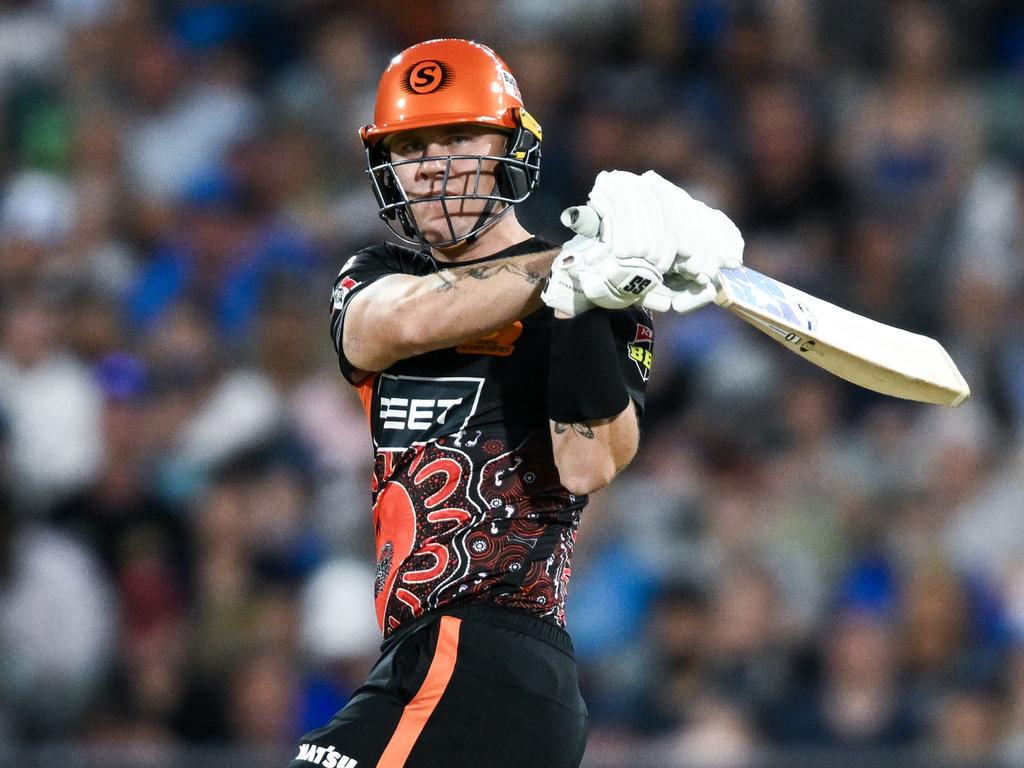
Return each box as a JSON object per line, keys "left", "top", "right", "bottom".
{"left": 371, "top": 433, "right": 581, "bottom": 635}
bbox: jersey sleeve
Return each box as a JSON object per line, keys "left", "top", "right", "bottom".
{"left": 328, "top": 245, "right": 403, "bottom": 385}
{"left": 610, "top": 308, "right": 654, "bottom": 419}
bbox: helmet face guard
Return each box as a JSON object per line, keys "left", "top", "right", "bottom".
{"left": 364, "top": 125, "right": 541, "bottom": 248}
{"left": 360, "top": 38, "right": 542, "bottom": 248}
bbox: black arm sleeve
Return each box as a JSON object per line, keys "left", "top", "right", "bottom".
{"left": 547, "top": 309, "right": 630, "bottom": 424}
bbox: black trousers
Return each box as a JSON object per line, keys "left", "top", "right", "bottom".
{"left": 288, "top": 605, "right": 589, "bottom": 768}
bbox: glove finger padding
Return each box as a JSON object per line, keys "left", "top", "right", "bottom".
{"left": 639, "top": 169, "right": 744, "bottom": 283}
{"left": 642, "top": 277, "right": 718, "bottom": 315}
{"left": 587, "top": 171, "right": 677, "bottom": 272}
{"left": 640, "top": 285, "right": 673, "bottom": 313}
{"left": 669, "top": 280, "right": 718, "bottom": 313}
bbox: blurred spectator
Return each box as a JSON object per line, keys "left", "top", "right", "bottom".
{"left": 771, "top": 610, "right": 918, "bottom": 748}
{"left": 633, "top": 578, "right": 713, "bottom": 735}
{"left": 933, "top": 684, "right": 1007, "bottom": 764}
{"left": 734, "top": 78, "right": 846, "bottom": 289}
{"left": 226, "top": 648, "right": 301, "bottom": 748}
{"left": 0, "top": 2, "right": 66, "bottom": 96}
{"left": 0, "top": 170, "right": 76, "bottom": 299}
{"left": 121, "top": 27, "right": 260, "bottom": 209}
{"left": 704, "top": 562, "right": 795, "bottom": 725}
{"left": 48, "top": 353, "right": 192, "bottom": 632}
{"left": 566, "top": 489, "right": 660, "bottom": 724}
{"left": 0, "top": 485, "right": 117, "bottom": 741}
{"left": 0, "top": 294, "right": 103, "bottom": 510}
{"left": 658, "top": 693, "right": 759, "bottom": 768}
{"left": 296, "top": 557, "right": 380, "bottom": 734}
{"left": 836, "top": 1, "right": 981, "bottom": 234}
{"left": 125, "top": 167, "right": 322, "bottom": 344}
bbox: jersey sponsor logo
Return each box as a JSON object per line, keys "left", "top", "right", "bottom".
{"left": 455, "top": 320, "right": 523, "bottom": 356}
{"left": 294, "top": 743, "right": 357, "bottom": 767}
{"left": 374, "top": 375, "right": 484, "bottom": 449}
{"left": 403, "top": 59, "right": 452, "bottom": 94}
{"left": 380, "top": 396, "right": 464, "bottom": 430}
{"left": 628, "top": 323, "right": 654, "bottom": 381}
{"left": 721, "top": 267, "right": 816, "bottom": 331}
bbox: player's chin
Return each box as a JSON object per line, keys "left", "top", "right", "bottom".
{"left": 422, "top": 225, "right": 474, "bottom": 247}
{"left": 412, "top": 208, "right": 478, "bottom": 244}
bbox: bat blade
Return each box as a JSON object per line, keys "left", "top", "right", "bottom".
{"left": 714, "top": 267, "right": 970, "bottom": 406}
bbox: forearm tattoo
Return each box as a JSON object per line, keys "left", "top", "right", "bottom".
{"left": 433, "top": 255, "right": 553, "bottom": 293}
{"left": 553, "top": 422, "right": 596, "bottom": 439}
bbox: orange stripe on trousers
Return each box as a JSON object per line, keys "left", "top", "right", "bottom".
{"left": 376, "top": 615, "right": 462, "bottom": 768}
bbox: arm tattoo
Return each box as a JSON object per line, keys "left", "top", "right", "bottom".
{"left": 433, "top": 272, "right": 457, "bottom": 292}
{"left": 553, "top": 422, "right": 596, "bottom": 439}
{"left": 433, "top": 261, "right": 546, "bottom": 293}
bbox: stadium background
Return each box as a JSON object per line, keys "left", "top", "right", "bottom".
{"left": 1, "top": 0, "right": 1023, "bottom": 766}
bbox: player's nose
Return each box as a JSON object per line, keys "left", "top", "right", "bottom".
{"left": 414, "top": 148, "right": 450, "bottom": 181}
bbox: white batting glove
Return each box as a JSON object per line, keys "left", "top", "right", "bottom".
{"left": 542, "top": 236, "right": 594, "bottom": 317}
{"left": 542, "top": 235, "right": 669, "bottom": 315}
{"left": 640, "top": 170, "right": 744, "bottom": 286}
{"left": 586, "top": 170, "right": 677, "bottom": 273}
{"left": 579, "top": 253, "right": 667, "bottom": 311}
{"left": 644, "top": 274, "right": 719, "bottom": 315}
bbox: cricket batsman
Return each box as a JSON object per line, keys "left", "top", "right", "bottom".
{"left": 289, "top": 38, "right": 743, "bottom": 768}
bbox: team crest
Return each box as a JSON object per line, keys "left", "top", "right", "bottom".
{"left": 402, "top": 60, "right": 453, "bottom": 94}
{"left": 627, "top": 323, "right": 654, "bottom": 381}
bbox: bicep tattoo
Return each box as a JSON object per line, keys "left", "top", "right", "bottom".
{"left": 553, "top": 422, "right": 596, "bottom": 439}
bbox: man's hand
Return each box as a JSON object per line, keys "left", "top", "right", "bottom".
{"left": 542, "top": 235, "right": 668, "bottom": 316}
{"left": 643, "top": 273, "right": 719, "bottom": 314}
{"left": 542, "top": 236, "right": 594, "bottom": 317}
{"left": 568, "top": 169, "right": 743, "bottom": 302}
{"left": 641, "top": 170, "right": 744, "bottom": 285}
{"left": 586, "top": 171, "right": 677, "bottom": 273}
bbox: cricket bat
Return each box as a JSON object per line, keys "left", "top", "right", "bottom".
{"left": 563, "top": 206, "right": 971, "bottom": 407}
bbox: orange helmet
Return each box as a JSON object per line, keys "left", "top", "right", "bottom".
{"left": 360, "top": 38, "right": 542, "bottom": 247}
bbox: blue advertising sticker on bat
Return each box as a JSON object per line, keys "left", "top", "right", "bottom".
{"left": 720, "top": 268, "right": 816, "bottom": 331}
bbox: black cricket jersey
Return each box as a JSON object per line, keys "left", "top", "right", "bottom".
{"left": 329, "top": 237, "right": 654, "bottom": 637}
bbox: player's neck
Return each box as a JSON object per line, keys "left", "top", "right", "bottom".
{"left": 431, "top": 212, "right": 533, "bottom": 263}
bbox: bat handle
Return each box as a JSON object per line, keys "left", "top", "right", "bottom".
{"left": 560, "top": 205, "right": 602, "bottom": 238}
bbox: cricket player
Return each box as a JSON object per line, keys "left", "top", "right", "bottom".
{"left": 290, "top": 38, "right": 742, "bottom": 768}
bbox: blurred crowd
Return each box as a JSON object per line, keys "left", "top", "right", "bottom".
{"left": 1, "top": 0, "right": 1024, "bottom": 765}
